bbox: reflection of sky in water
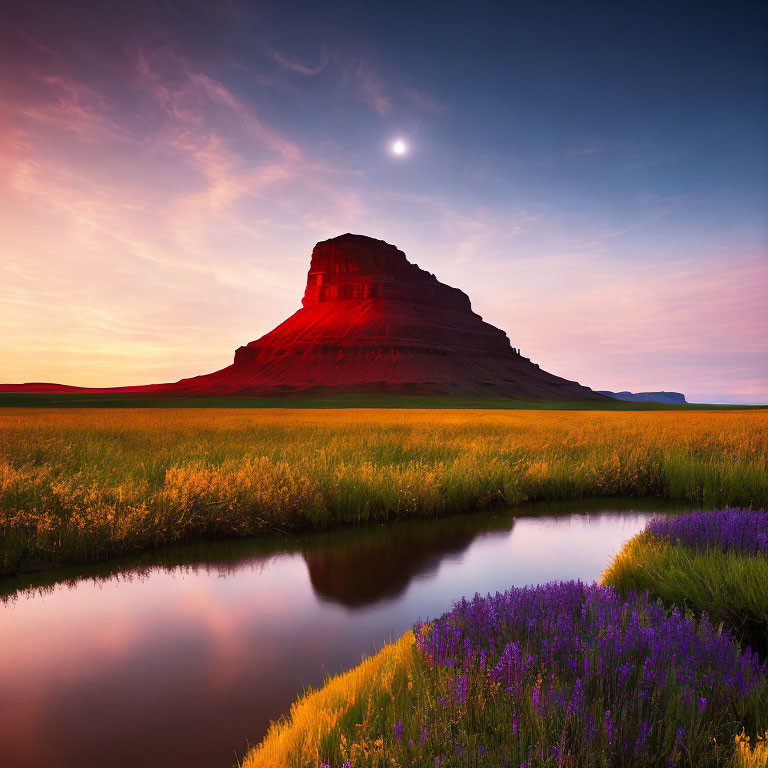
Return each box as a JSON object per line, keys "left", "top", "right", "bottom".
{"left": 0, "top": 502, "right": 686, "bottom": 768}
{"left": 395, "top": 513, "right": 652, "bottom": 619}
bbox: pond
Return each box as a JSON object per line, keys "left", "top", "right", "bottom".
{"left": 0, "top": 498, "right": 690, "bottom": 768}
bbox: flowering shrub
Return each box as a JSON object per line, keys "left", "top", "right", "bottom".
{"left": 646, "top": 508, "right": 768, "bottom": 555}
{"left": 411, "top": 581, "right": 766, "bottom": 767}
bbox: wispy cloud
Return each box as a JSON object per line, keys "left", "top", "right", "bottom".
{"left": 600, "top": 195, "right": 693, "bottom": 239}
{"left": 0, "top": 43, "right": 371, "bottom": 385}
{"left": 373, "top": 190, "right": 542, "bottom": 266}
{"left": 269, "top": 43, "right": 442, "bottom": 117}
{"left": 566, "top": 145, "right": 601, "bottom": 158}
{"left": 330, "top": 52, "right": 392, "bottom": 114}
{"left": 269, "top": 49, "right": 329, "bottom": 77}
{"left": 3, "top": 72, "right": 129, "bottom": 142}
{"left": 350, "top": 60, "right": 391, "bottom": 114}
{"left": 403, "top": 87, "right": 445, "bottom": 112}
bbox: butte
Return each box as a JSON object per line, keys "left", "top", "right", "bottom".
{"left": 1, "top": 234, "right": 604, "bottom": 400}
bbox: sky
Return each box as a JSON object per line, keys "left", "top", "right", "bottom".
{"left": 1, "top": 0, "right": 766, "bottom": 403}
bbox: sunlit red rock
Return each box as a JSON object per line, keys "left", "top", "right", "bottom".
{"left": 1, "top": 234, "right": 604, "bottom": 399}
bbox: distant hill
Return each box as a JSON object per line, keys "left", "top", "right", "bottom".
{"left": 598, "top": 391, "right": 687, "bottom": 405}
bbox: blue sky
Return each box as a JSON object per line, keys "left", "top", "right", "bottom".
{"left": 1, "top": 0, "right": 766, "bottom": 401}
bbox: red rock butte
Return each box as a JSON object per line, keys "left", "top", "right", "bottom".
{"left": 1, "top": 234, "right": 604, "bottom": 400}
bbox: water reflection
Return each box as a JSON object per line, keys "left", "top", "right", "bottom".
{"left": 3, "top": 497, "right": 678, "bottom": 609}
{"left": 303, "top": 514, "right": 513, "bottom": 607}
{"left": 0, "top": 498, "right": 690, "bottom": 768}
{"left": 3, "top": 511, "right": 516, "bottom": 608}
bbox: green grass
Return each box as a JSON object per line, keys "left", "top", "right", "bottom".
{"left": 0, "top": 392, "right": 764, "bottom": 409}
{"left": 603, "top": 533, "right": 768, "bottom": 657}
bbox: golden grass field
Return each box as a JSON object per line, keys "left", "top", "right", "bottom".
{"left": 1, "top": 407, "right": 766, "bottom": 575}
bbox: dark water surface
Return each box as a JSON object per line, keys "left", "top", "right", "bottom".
{"left": 0, "top": 498, "right": 689, "bottom": 768}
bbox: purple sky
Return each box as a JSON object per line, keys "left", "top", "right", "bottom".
{"left": 1, "top": 0, "right": 766, "bottom": 402}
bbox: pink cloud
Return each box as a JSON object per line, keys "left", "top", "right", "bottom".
{"left": 351, "top": 61, "right": 392, "bottom": 114}
{"left": 188, "top": 71, "right": 304, "bottom": 163}
{"left": 1, "top": 72, "right": 128, "bottom": 143}
{"left": 403, "top": 87, "right": 446, "bottom": 112}
{"left": 0, "top": 44, "right": 373, "bottom": 386}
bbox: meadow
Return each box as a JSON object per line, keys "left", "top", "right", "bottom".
{"left": 1, "top": 407, "right": 767, "bottom": 575}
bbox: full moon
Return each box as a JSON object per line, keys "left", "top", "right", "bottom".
{"left": 392, "top": 139, "right": 407, "bottom": 155}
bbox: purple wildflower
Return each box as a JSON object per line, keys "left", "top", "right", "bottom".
{"left": 604, "top": 710, "right": 613, "bottom": 745}
{"left": 412, "top": 580, "right": 766, "bottom": 764}
{"left": 455, "top": 674, "right": 468, "bottom": 704}
{"left": 635, "top": 720, "right": 650, "bottom": 756}
{"left": 646, "top": 508, "right": 768, "bottom": 555}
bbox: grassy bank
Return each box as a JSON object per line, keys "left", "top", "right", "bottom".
{"left": 603, "top": 510, "right": 768, "bottom": 657}
{"left": 247, "top": 632, "right": 417, "bottom": 768}
{"left": 603, "top": 535, "right": 768, "bottom": 656}
{"left": 1, "top": 408, "right": 766, "bottom": 575}
{"left": 246, "top": 583, "right": 767, "bottom": 768}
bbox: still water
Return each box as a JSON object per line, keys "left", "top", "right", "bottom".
{"left": 0, "top": 498, "right": 689, "bottom": 768}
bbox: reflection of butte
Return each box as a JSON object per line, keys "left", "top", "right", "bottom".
{"left": 302, "top": 515, "right": 514, "bottom": 609}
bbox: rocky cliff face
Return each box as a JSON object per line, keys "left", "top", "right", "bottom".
{"left": 167, "top": 233, "right": 603, "bottom": 399}
{"left": 233, "top": 234, "right": 512, "bottom": 368}
{"left": 1, "top": 233, "right": 604, "bottom": 400}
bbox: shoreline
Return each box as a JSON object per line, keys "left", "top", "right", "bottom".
{"left": 245, "top": 512, "right": 768, "bottom": 768}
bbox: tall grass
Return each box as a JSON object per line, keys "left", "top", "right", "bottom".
{"left": 246, "top": 632, "right": 417, "bottom": 768}
{"left": 1, "top": 408, "right": 766, "bottom": 574}
{"left": 732, "top": 731, "right": 768, "bottom": 768}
